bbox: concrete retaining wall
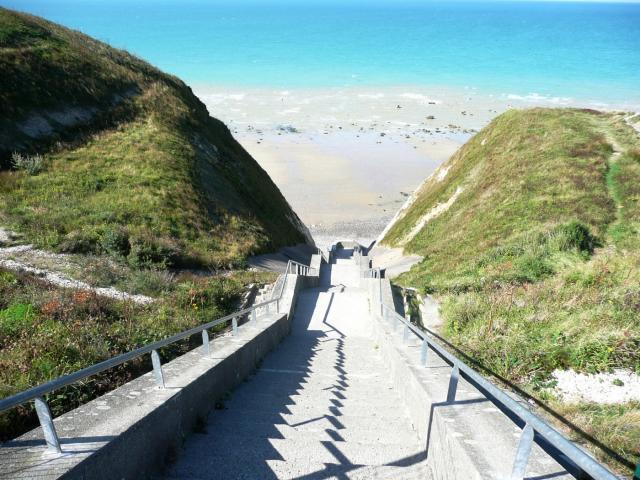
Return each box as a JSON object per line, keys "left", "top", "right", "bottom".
{"left": 0, "top": 274, "right": 306, "bottom": 480}
{"left": 364, "top": 278, "right": 571, "bottom": 480}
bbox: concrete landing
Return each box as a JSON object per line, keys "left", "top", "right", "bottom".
{"left": 161, "top": 257, "right": 430, "bottom": 479}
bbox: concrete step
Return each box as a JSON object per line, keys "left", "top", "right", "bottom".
{"left": 169, "top": 437, "right": 426, "bottom": 471}
{"left": 226, "top": 390, "right": 404, "bottom": 408}
{"left": 220, "top": 401, "right": 409, "bottom": 420}
{"left": 229, "top": 378, "right": 399, "bottom": 397}
{"left": 196, "top": 421, "right": 419, "bottom": 445}
{"left": 206, "top": 409, "right": 416, "bottom": 434}
{"left": 252, "top": 365, "right": 392, "bottom": 381}
{"left": 260, "top": 342, "right": 380, "bottom": 352}
{"left": 160, "top": 271, "right": 428, "bottom": 480}
{"left": 257, "top": 461, "right": 432, "bottom": 480}
{"left": 164, "top": 459, "right": 431, "bottom": 480}
{"left": 254, "top": 349, "right": 385, "bottom": 364}
{"left": 266, "top": 348, "right": 381, "bottom": 361}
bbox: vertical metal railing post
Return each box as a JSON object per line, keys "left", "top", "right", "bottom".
{"left": 151, "top": 349, "right": 165, "bottom": 388}
{"left": 34, "top": 396, "right": 62, "bottom": 453}
{"left": 252, "top": 308, "right": 257, "bottom": 324}
{"left": 420, "top": 339, "right": 429, "bottom": 366}
{"left": 201, "top": 329, "right": 210, "bottom": 356}
{"left": 378, "top": 276, "right": 383, "bottom": 317}
{"left": 232, "top": 317, "right": 238, "bottom": 336}
{"left": 511, "top": 424, "right": 534, "bottom": 480}
{"left": 403, "top": 324, "right": 409, "bottom": 343}
{"left": 446, "top": 364, "right": 459, "bottom": 403}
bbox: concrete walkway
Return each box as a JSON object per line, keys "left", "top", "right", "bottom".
{"left": 162, "top": 252, "right": 430, "bottom": 479}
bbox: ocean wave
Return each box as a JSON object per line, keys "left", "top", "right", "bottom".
{"left": 399, "top": 93, "right": 441, "bottom": 105}
{"left": 505, "top": 93, "right": 572, "bottom": 105}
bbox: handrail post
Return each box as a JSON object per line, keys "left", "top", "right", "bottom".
{"left": 446, "top": 364, "right": 459, "bottom": 403}
{"left": 403, "top": 324, "right": 409, "bottom": 343}
{"left": 420, "top": 339, "right": 429, "bottom": 365}
{"left": 251, "top": 308, "right": 257, "bottom": 323}
{"left": 151, "top": 349, "right": 165, "bottom": 388}
{"left": 378, "top": 277, "right": 383, "bottom": 317}
{"left": 201, "top": 329, "right": 210, "bottom": 356}
{"left": 276, "top": 298, "right": 280, "bottom": 313}
{"left": 34, "top": 396, "right": 62, "bottom": 453}
{"left": 511, "top": 424, "right": 534, "bottom": 480}
{"left": 232, "top": 317, "right": 238, "bottom": 336}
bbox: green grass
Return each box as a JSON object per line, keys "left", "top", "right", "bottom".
{"left": 0, "top": 7, "right": 305, "bottom": 443}
{"left": 383, "top": 108, "right": 640, "bottom": 472}
{"left": 0, "top": 8, "right": 307, "bottom": 267}
{"left": 0, "top": 267, "right": 276, "bottom": 441}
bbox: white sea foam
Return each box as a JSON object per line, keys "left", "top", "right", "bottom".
{"left": 277, "top": 108, "right": 301, "bottom": 115}
{"left": 506, "top": 92, "right": 572, "bottom": 105}
{"left": 399, "top": 93, "right": 441, "bottom": 105}
{"left": 198, "top": 93, "right": 246, "bottom": 104}
{"left": 357, "top": 93, "right": 385, "bottom": 99}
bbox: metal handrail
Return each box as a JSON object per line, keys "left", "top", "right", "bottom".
{"left": 0, "top": 259, "right": 314, "bottom": 453}
{"left": 317, "top": 247, "right": 329, "bottom": 264}
{"left": 361, "top": 267, "right": 380, "bottom": 278}
{"left": 286, "top": 259, "right": 312, "bottom": 275}
{"left": 373, "top": 284, "right": 617, "bottom": 480}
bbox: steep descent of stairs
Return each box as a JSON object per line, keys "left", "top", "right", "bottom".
{"left": 162, "top": 250, "right": 430, "bottom": 479}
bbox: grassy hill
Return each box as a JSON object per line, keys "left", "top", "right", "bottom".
{"left": 0, "top": 8, "right": 308, "bottom": 441}
{"left": 382, "top": 108, "right": 639, "bottom": 472}
{"left": 0, "top": 8, "right": 309, "bottom": 268}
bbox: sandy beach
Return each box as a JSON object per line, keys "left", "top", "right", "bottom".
{"left": 194, "top": 85, "right": 630, "bottom": 247}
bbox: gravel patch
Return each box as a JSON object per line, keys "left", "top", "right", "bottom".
{"left": 0, "top": 243, "right": 154, "bottom": 305}
{"left": 551, "top": 368, "right": 640, "bottom": 404}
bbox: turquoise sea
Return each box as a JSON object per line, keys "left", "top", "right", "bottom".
{"left": 3, "top": 0, "right": 640, "bottom": 106}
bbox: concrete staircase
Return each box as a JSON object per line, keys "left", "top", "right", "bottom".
{"left": 162, "top": 249, "right": 430, "bottom": 479}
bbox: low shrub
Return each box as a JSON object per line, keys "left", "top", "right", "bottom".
{"left": 552, "top": 221, "right": 598, "bottom": 254}
{"left": 127, "top": 235, "right": 182, "bottom": 268}
{"left": 59, "top": 230, "right": 100, "bottom": 254}
{"left": 123, "top": 268, "right": 176, "bottom": 296}
{"left": 11, "top": 152, "right": 44, "bottom": 175}
{"left": 101, "top": 227, "right": 131, "bottom": 257}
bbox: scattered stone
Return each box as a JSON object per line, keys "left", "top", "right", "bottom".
{"left": 426, "top": 115, "right": 435, "bottom": 120}
{"left": 276, "top": 124, "right": 299, "bottom": 133}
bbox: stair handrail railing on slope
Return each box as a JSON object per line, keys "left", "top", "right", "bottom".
{"left": 361, "top": 267, "right": 380, "bottom": 279}
{"left": 317, "top": 247, "right": 329, "bottom": 264}
{"left": 368, "top": 269, "right": 617, "bottom": 480}
{"left": 0, "top": 259, "right": 314, "bottom": 454}
{"left": 286, "top": 258, "right": 317, "bottom": 276}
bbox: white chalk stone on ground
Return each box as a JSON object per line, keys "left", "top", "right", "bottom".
{"left": 551, "top": 368, "right": 640, "bottom": 404}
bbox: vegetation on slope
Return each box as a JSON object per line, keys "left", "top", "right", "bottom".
{"left": 0, "top": 8, "right": 305, "bottom": 441}
{"left": 382, "top": 108, "right": 640, "bottom": 471}
{"left": 0, "top": 8, "right": 308, "bottom": 269}
{"left": 0, "top": 267, "right": 275, "bottom": 441}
